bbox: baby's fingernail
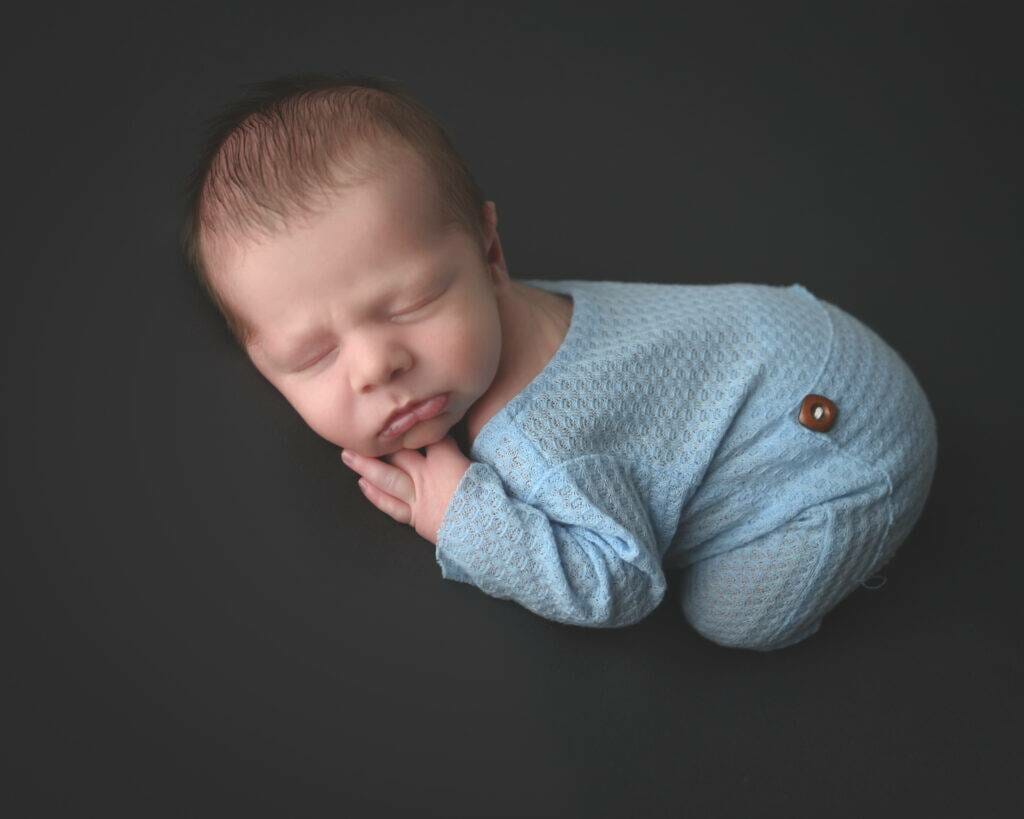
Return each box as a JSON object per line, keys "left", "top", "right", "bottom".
{"left": 341, "top": 450, "right": 353, "bottom": 465}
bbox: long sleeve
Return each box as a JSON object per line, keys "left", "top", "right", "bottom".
{"left": 435, "top": 454, "right": 667, "bottom": 628}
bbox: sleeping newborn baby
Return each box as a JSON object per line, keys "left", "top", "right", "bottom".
{"left": 181, "top": 73, "right": 938, "bottom": 650}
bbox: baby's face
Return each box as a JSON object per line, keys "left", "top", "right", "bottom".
{"left": 213, "top": 153, "right": 505, "bottom": 457}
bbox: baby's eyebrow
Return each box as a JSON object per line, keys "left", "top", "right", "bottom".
{"left": 278, "top": 326, "right": 334, "bottom": 363}
{"left": 272, "top": 267, "right": 440, "bottom": 364}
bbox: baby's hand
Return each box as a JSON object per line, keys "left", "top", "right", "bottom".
{"left": 340, "top": 436, "right": 472, "bottom": 545}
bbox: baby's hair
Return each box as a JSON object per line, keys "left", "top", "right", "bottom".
{"left": 178, "top": 71, "right": 488, "bottom": 352}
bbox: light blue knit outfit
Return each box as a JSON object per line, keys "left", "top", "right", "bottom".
{"left": 436, "top": 280, "right": 938, "bottom": 650}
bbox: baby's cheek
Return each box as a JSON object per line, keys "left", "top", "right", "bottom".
{"left": 291, "top": 392, "right": 347, "bottom": 448}
{"left": 432, "top": 317, "right": 475, "bottom": 364}
{"left": 457, "top": 311, "right": 502, "bottom": 380}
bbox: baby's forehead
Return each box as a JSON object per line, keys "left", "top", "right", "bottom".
{"left": 216, "top": 151, "right": 475, "bottom": 301}
{"left": 229, "top": 208, "right": 464, "bottom": 313}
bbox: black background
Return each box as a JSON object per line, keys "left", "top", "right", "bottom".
{"left": 5, "top": 2, "right": 1021, "bottom": 816}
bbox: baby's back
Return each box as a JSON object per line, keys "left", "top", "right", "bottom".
{"left": 507, "top": 279, "right": 936, "bottom": 568}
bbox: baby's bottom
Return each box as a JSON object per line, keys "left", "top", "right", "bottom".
{"left": 678, "top": 460, "right": 931, "bottom": 652}
{"left": 677, "top": 296, "right": 938, "bottom": 651}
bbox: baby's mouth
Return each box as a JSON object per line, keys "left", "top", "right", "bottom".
{"left": 379, "top": 393, "right": 450, "bottom": 439}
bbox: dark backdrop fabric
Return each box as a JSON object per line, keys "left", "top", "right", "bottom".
{"left": 4, "top": 2, "right": 1020, "bottom": 816}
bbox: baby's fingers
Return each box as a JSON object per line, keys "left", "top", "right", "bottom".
{"left": 357, "top": 479, "right": 412, "bottom": 525}
{"left": 341, "top": 450, "right": 414, "bottom": 504}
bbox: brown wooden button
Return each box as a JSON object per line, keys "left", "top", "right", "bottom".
{"left": 798, "top": 394, "right": 838, "bottom": 432}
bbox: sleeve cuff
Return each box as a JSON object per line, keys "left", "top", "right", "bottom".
{"left": 434, "top": 461, "right": 488, "bottom": 585}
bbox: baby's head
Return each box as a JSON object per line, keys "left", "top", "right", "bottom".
{"left": 180, "top": 73, "right": 513, "bottom": 457}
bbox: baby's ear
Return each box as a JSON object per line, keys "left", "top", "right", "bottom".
{"left": 482, "top": 200, "right": 498, "bottom": 229}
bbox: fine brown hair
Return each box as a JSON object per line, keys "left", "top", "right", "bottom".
{"left": 178, "top": 71, "right": 488, "bottom": 352}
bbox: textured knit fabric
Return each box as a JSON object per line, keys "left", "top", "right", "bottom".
{"left": 436, "top": 279, "right": 938, "bottom": 649}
